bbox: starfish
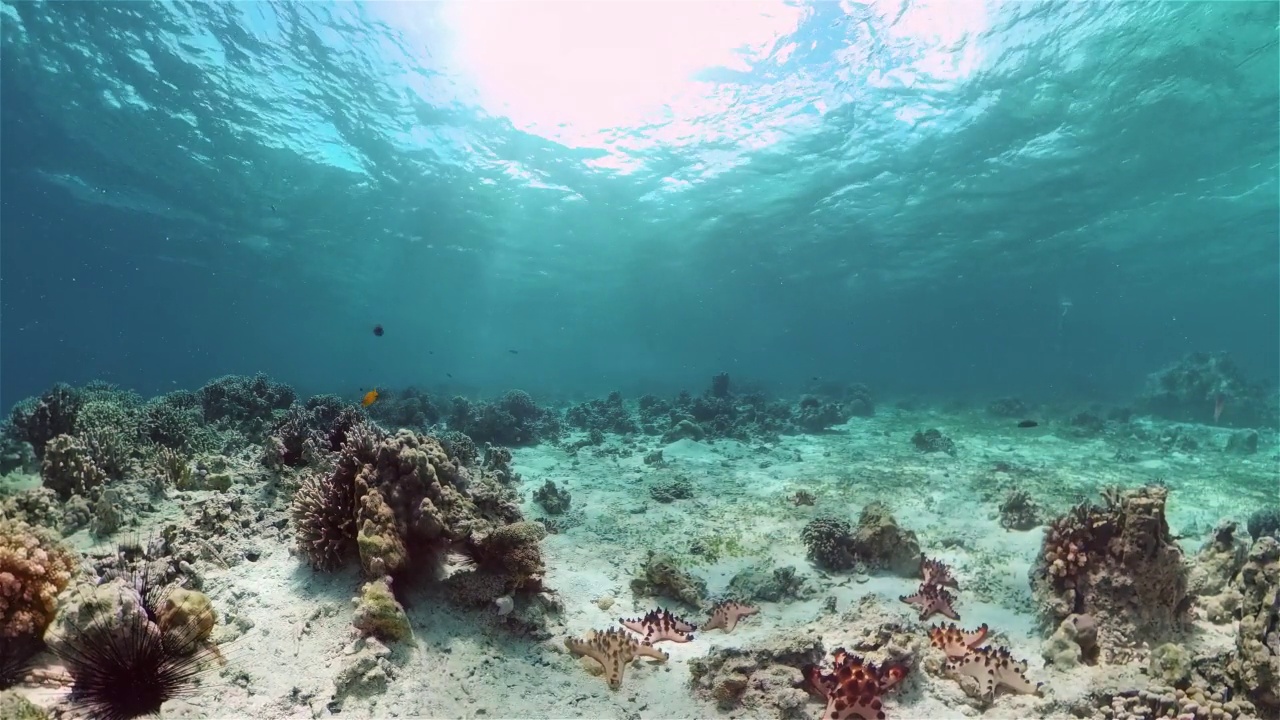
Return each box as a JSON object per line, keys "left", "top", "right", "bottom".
{"left": 618, "top": 608, "right": 696, "bottom": 644}
{"left": 899, "top": 583, "right": 959, "bottom": 621}
{"left": 945, "top": 645, "right": 1042, "bottom": 700}
{"left": 920, "top": 558, "right": 960, "bottom": 590}
{"left": 702, "top": 600, "right": 758, "bottom": 633}
{"left": 563, "top": 627, "right": 668, "bottom": 690}
{"left": 928, "top": 622, "right": 988, "bottom": 660}
{"left": 802, "top": 648, "right": 909, "bottom": 720}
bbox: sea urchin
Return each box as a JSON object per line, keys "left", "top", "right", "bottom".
{"left": 51, "top": 605, "right": 216, "bottom": 720}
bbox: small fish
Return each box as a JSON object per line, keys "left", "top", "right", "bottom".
{"left": 508, "top": 349, "right": 519, "bottom": 354}
{"left": 1214, "top": 393, "right": 1225, "bottom": 423}
{"left": 361, "top": 388, "right": 379, "bottom": 407}
{"left": 446, "top": 373, "right": 453, "bottom": 378}
{"left": 1017, "top": 420, "right": 1039, "bottom": 428}
{"left": 270, "top": 204, "right": 277, "bottom": 212}
{"left": 373, "top": 324, "right": 384, "bottom": 337}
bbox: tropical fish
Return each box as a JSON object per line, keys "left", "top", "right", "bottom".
{"left": 1017, "top": 420, "right": 1039, "bottom": 428}
{"left": 362, "top": 389, "right": 379, "bottom": 407}
{"left": 373, "top": 324, "right": 384, "bottom": 337}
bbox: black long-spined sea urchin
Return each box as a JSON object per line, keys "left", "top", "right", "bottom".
{"left": 0, "top": 634, "right": 42, "bottom": 690}
{"left": 52, "top": 606, "right": 216, "bottom": 720}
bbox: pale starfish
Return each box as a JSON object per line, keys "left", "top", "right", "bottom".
{"left": 563, "top": 627, "right": 668, "bottom": 690}
{"left": 702, "top": 600, "right": 759, "bottom": 633}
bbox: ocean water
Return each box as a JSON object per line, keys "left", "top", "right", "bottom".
{"left": 1, "top": 2, "right": 1278, "bottom": 720}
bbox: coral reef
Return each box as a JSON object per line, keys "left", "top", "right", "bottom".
{"left": 1041, "top": 613, "right": 1098, "bottom": 668}
{"left": 39, "top": 433, "right": 107, "bottom": 500}
{"left": 565, "top": 392, "right": 638, "bottom": 435}
{"left": 1188, "top": 520, "right": 1249, "bottom": 623}
{"left": 1246, "top": 506, "right": 1280, "bottom": 541}
{"left": 689, "top": 631, "right": 824, "bottom": 714}
{"left": 802, "top": 506, "right": 921, "bottom": 575}
{"left": 563, "top": 627, "right": 668, "bottom": 689}
{"left": 987, "top": 397, "right": 1028, "bottom": 418}
{"left": 0, "top": 517, "right": 78, "bottom": 638}
{"left": 911, "top": 428, "right": 956, "bottom": 455}
{"left": 447, "top": 391, "right": 561, "bottom": 446}
{"left": 795, "top": 396, "right": 847, "bottom": 432}
{"left": 198, "top": 373, "right": 295, "bottom": 440}
{"left": 1226, "top": 535, "right": 1279, "bottom": 713}
{"left": 630, "top": 552, "right": 706, "bottom": 608}
{"left": 4, "top": 383, "right": 82, "bottom": 460}
{"left": 649, "top": 476, "right": 694, "bottom": 503}
{"left": 802, "top": 516, "right": 857, "bottom": 571}
{"left": 999, "top": 489, "right": 1042, "bottom": 531}
{"left": 364, "top": 387, "right": 440, "bottom": 430}
{"left": 727, "top": 564, "right": 812, "bottom": 603}
{"left": 1031, "top": 485, "right": 1190, "bottom": 660}
{"left": 851, "top": 503, "right": 922, "bottom": 576}
{"left": 532, "top": 479, "right": 571, "bottom": 515}
{"left": 1096, "top": 684, "right": 1257, "bottom": 720}
{"left": 1138, "top": 352, "right": 1277, "bottom": 428}
{"left": 352, "top": 577, "right": 412, "bottom": 642}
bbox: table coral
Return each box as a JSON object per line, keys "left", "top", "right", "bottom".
{"left": 0, "top": 518, "right": 78, "bottom": 638}
{"left": 564, "top": 627, "right": 668, "bottom": 689}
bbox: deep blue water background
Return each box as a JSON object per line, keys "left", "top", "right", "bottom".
{"left": 2, "top": 1, "right": 1277, "bottom": 409}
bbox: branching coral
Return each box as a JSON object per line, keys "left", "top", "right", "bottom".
{"left": 803, "top": 648, "right": 909, "bottom": 720}
{"left": 564, "top": 627, "right": 668, "bottom": 689}
{"left": 292, "top": 470, "right": 358, "bottom": 571}
{"left": 40, "top": 433, "right": 107, "bottom": 500}
{"left": 619, "top": 608, "right": 696, "bottom": 643}
{"left": 5, "top": 383, "right": 82, "bottom": 459}
{"left": 702, "top": 600, "right": 758, "bottom": 634}
{"left": 0, "top": 518, "right": 78, "bottom": 638}
{"left": 803, "top": 516, "right": 857, "bottom": 571}
{"left": 533, "top": 480, "right": 571, "bottom": 515}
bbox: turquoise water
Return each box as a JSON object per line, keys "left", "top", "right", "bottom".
{"left": 1, "top": 3, "right": 1278, "bottom": 720}
{"left": 1, "top": 1, "right": 1276, "bottom": 404}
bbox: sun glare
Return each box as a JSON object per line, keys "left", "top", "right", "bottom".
{"left": 440, "top": 0, "right": 805, "bottom": 147}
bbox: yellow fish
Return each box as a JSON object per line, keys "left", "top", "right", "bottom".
{"left": 361, "top": 388, "right": 379, "bottom": 407}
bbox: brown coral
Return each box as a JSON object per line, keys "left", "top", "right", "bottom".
{"left": 39, "top": 433, "right": 107, "bottom": 500}
{"left": 619, "top": 608, "right": 696, "bottom": 643}
{"left": 0, "top": 518, "right": 78, "bottom": 638}
{"left": 564, "top": 627, "right": 668, "bottom": 689}
{"left": 1031, "top": 485, "right": 1189, "bottom": 658}
{"left": 803, "top": 648, "right": 909, "bottom": 720}
{"left": 703, "top": 600, "right": 758, "bottom": 633}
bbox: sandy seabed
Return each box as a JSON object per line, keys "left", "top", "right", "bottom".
{"left": 11, "top": 407, "right": 1276, "bottom": 720}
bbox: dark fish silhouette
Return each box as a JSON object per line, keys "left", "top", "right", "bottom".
{"left": 508, "top": 349, "right": 519, "bottom": 354}
{"left": 446, "top": 373, "right": 453, "bottom": 378}
{"left": 1017, "top": 420, "right": 1039, "bottom": 428}
{"left": 373, "top": 324, "right": 384, "bottom": 337}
